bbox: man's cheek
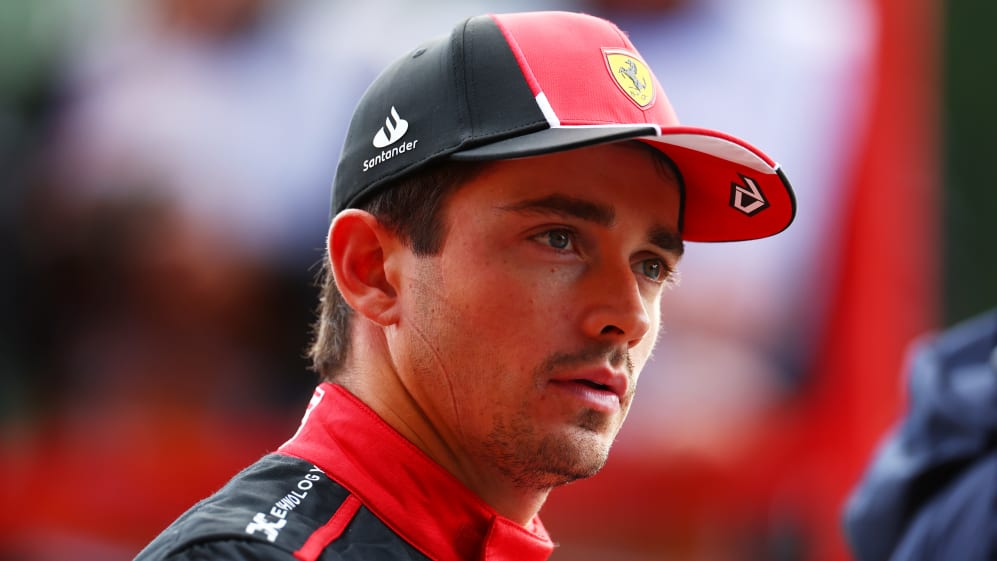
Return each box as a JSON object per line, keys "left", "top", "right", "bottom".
{"left": 632, "top": 332, "right": 659, "bottom": 374}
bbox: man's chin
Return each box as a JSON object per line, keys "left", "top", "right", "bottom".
{"left": 483, "top": 410, "right": 618, "bottom": 490}
{"left": 522, "top": 428, "right": 613, "bottom": 488}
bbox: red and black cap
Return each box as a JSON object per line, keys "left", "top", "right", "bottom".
{"left": 332, "top": 11, "right": 796, "bottom": 242}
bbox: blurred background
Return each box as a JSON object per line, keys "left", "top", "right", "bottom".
{"left": 0, "top": 0, "right": 993, "bottom": 559}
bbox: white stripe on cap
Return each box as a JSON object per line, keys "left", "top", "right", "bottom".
{"left": 647, "top": 133, "right": 777, "bottom": 174}
{"left": 535, "top": 93, "right": 560, "bottom": 127}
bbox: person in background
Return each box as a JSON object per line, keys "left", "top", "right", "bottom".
{"left": 845, "top": 308, "right": 997, "bottom": 561}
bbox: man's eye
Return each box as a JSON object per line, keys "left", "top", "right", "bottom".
{"left": 539, "top": 229, "right": 573, "bottom": 250}
{"left": 639, "top": 259, "right": 667, "bottom": 281}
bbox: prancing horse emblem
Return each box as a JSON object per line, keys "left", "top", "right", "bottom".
{"left": 604, "top": 50, "right": 655, "bottom": 108}
{"left": 618, "top": 59, "right": 646, "bottom": 93}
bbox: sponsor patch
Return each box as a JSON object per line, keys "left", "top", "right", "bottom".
{"left": 729, "top": 174, "right": 769, "bottom": 216}
{"left": 245, "top": 465, "right": 326, "bottom": 543}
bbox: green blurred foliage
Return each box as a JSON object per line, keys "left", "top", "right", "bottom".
{"left": 943, "top": 0, "right": 997, "bottom": 325}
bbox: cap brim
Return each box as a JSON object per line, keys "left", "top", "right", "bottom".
{"left": 451, "top": 124, "right": 660, "bottom": 161}
{"left": 451, "top": 124, "right": 796, "bottom": 243}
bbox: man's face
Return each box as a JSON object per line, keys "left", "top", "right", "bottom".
{"left": 390, "top": 142, "right": 683, "bottom": 490}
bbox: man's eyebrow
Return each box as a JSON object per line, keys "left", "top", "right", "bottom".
{"left": 649, "top": 226, "right": 685, "bottom": 257}
{"left": 501, "top": 195, "right": 684, "bottom": 256}
{"left": 499, "top": 195, "right": 615, "bottom": 227}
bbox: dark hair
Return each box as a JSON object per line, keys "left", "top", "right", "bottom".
{"left": 308, "top": 161, "right": 485, "bottom": 380}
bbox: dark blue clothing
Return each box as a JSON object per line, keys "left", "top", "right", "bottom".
{"left": 844, "top": 309, "right": 997, "bottom": 561}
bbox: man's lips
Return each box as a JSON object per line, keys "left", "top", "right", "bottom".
{"left": 549, "top": 366, "right": 628, "bottom": 410}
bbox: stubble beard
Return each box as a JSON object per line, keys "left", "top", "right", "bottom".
{"left": 479, "top": 343, "right": 632, "bottom": 491}
{"left": 480, "top": 407, "right": 615, "bottom": 491}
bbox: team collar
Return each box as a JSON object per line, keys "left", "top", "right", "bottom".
{"left": 279, "top": 383, "right": 555, "bottom": 561}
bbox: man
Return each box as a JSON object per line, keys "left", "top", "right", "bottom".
{"left": 135, "top": 10, "right": 795, "bottom": 561}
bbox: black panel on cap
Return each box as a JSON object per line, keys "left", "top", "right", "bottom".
{"left": 458, "top": 15, "right": 548, "bottom": 148}
{"left": 331, "top": 15, "right": 549, "bottom": 215}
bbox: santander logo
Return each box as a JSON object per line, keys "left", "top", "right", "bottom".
{"left": 372, "top": 106, "right": 409, "bottom": 148}
{"left": 363, "top": 106, "right": 419, "bottom": 173}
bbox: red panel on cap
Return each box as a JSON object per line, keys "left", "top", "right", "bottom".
{"left": 490, "top": 12, "right": 680, "bottom": 127}
{"left": 487, "top": 12, "right": 795, "bottom": 243}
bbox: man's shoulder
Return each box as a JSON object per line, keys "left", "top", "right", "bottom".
{"left": 133, "top": 453, "right": 345, "bottom": 560}
{"left": 134, "top": 453, "right": 430, "bottom": 561}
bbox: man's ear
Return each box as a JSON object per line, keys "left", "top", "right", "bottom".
{"left": 327, "top": 210, "right": 403, "bottom": 326}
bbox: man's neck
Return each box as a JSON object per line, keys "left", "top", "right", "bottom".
{"left": 336, "top": 338, "right": 549, "bottom": 526}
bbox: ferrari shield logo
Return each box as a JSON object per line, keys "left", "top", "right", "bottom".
{"left": 605, "top": 50, "right": 654, "bottom": 108}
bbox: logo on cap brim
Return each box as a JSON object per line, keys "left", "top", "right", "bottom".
{"left": 730, "top": 174, "right": 769, "bottom": 216}
{"left": 605, "top": 50, "right": 654, "bottom": 108}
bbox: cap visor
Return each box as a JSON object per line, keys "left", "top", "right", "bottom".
{"left": 645, "top": 128, "right": 796, "bottom": 242}
{"left": 451, "top": 124, "right": 659, "bottom": 161}
{"left": 451, "top": 124, "right": 796, "bottom": 243}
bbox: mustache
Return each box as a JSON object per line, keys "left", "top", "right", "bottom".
{"left": 538, "top": 343, "right": 633, "bottom": 377}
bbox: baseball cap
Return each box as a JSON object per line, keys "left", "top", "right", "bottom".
{"left": 332, "top": 11, "right": 796, "bottom": 242}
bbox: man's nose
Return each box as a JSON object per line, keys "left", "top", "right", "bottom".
{"left": 579, "top": 261, "right": 652, "bottom": 348}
